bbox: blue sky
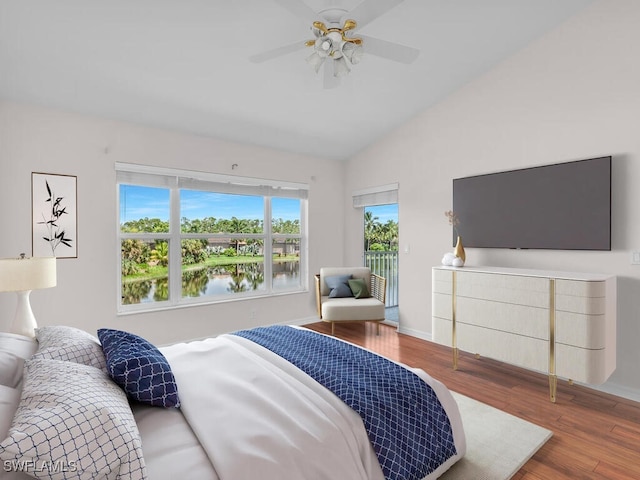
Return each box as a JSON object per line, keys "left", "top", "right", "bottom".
{"left": 120, "top": 185, "right": 398, "bottom": 225}
{"left": 365, "top": 204, "right": 398, "bottom": 224}
{"left": 119, "top": 185, "right": 300, "bottom": 222}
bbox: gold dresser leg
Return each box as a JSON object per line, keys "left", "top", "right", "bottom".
{"left": 549, "top": 375, "right": 557, "bottom": 403}
{"left": 549, "top": 279, "right": 557, "bottom": 403}
{"left": 452, "top": 271, "right": 458, "bottom": 370}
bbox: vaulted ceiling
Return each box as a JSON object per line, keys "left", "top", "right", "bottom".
{"left": 0, "top": 0, "right": 593, "bottom": 160}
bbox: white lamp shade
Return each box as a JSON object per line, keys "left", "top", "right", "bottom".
{"left": 0, "top": 256, "right": 56, "bottom": 338}
{"left": 0, "top": 257, "right": 57, "bottom": 292}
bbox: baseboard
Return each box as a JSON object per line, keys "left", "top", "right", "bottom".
{"left": 589, "top": 382, "right": 640, "bottom": 403}
{"left": 290, "top": 316, "right": 321, "bottom": 326}
{"left": 396, "top": 325, "right": 433, "bottom": 342}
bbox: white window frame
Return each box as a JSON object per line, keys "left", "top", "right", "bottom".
{"left": 116, "top": 163, "right": 308, "bottom": 314}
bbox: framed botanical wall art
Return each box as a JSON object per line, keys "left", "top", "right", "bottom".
{"left": 32, "top": 172, "right": 77, "bottom": 258}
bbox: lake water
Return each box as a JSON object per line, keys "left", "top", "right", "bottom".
{"left": 122, "top": 261, "right": 300, "bottom": 305}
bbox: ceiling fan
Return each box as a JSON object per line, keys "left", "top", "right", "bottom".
{"left": 250, "top": 0, "right": 420, "bottom": 88}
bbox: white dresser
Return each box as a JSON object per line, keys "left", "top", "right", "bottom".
{"left": 432, "top": 266, "right": 616, "bottom": 401}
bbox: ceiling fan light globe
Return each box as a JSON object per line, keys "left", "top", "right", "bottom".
{"left": 333, "top": 57, "right": 350, "bottom": 77}
{"left": 306, "top": 51, "right": 326, "bottom": 73}
{"left": 342, "top": 42, "right": 363, "bottom": 65}
{"left": 314, "top": 37, "right": 332, "bottom": 57}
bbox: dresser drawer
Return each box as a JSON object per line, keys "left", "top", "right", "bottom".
{"left": 555, "top": 279, "right": 606, "bottom": 297}
{"left": 456, "top": 271, "right": 549, "bottom": 308}
{"left": 556, "top": 311, "right": 606, "bottom": 349}
{"left": 456, "top": 297, "right": 548, "bottom": 340}
{"left": 457, "top": 323, "right": 548, "bottom": 373}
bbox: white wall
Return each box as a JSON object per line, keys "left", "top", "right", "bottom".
{"left": 0, "top": 101, "right": 345, "bottom": 345}
{"left": 345, "top": 0, "right": 640, "bottom": 400}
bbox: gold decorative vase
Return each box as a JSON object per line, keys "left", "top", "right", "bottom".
{"left": 454, "top": 236, "right": 466, "bottom": 262}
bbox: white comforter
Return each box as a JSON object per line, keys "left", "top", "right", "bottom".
{"left": 140, "top": 330, "right": 465, "bottom": 480}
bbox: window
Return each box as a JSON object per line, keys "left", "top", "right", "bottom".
{"left": 117, "top": 163, "right": 308, "bottom": 313}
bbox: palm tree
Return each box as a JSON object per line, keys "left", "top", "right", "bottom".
{"left": 228, "top": 217, "right": 251, "bottom": 252}
{"left": 382, "top": 220, "right": 399, "bottom": 250}
{"left": 364, "top": 211, "right": 380, "bottom": 251}
{"left": 150, "top": 241, "right": 169, "bottom": 267}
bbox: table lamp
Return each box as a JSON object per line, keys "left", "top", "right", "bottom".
{"left": 0, "top": 254, "right": 57, "bottom": 337}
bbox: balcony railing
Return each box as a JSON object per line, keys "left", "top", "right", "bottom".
{"left": 364, "top": 251, "right": 398, "bottom": 308}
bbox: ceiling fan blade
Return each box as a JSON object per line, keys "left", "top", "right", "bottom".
{"left": 323, "top": 60, "right": 339, "bottom": 89}
{"left": 272, "top": 0, "right": 319, "bottom": 24}
{"left": 359, "top": 34, "right": 419, "bottom": 64}
{"left": 342, "top": 0, "right": 406, "bottom": 29}
{"left": 250, "top": 40, "right": 307, "bottom": 63}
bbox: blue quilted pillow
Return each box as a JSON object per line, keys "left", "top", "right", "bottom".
{"left": 97, "top": 329, "right": 180, "bottom": 408}
{"left": 325, "top": 274, "right": 353, "bottom": 298}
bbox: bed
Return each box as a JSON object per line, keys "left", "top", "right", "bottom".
{"left": 0, "top": 325, "right": 466, "bottom": 480}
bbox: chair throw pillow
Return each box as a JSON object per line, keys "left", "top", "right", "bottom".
{"left": 348, "top": 278, "right": 371, "bottom": 299}
{"left": 325, "top": 274, "right": 353, "bottom": 298}
{"left": 98, "top": 329, "right": 180, "bottom": 408}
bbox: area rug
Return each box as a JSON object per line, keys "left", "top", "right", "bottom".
{"left": 440, "top": 392, "right": 553, "bottom": 480}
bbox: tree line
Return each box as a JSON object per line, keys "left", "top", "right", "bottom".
{"left": 364, "top": 211, "right": 398, "bottom": 251}
{"left": 121, "top": 216, "right": 300, "bottom": 234}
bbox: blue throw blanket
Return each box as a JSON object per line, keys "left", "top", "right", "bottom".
{"left": 232, "top": 326, "right": 457, "bottom": 480}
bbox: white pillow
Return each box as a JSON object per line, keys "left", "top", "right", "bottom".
{"left": 0, "top": 384, "right": 21, "bottom": 440}
{"left": 33, "top": 326, "right": 107, "bottom": 373}
{"left": 0, "top": 333, "right": 37, "bottom": 360}
{"left": 0, "top": 352, "right": 24, "bottom": 388}
{"left": 0, "top": 358, "right": 147, "bottom": 480}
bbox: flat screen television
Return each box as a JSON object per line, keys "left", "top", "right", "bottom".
{"left": 452, "top": 156, "right": 611, "bottom": 250}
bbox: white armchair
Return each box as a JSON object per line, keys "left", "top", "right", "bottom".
{"left": 315, "top": 267, "right": 387, "bottom": 336}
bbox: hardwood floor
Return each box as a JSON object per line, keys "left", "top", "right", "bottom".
{"left": 305, "top": 321, "right": 640, "bottom": 480}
